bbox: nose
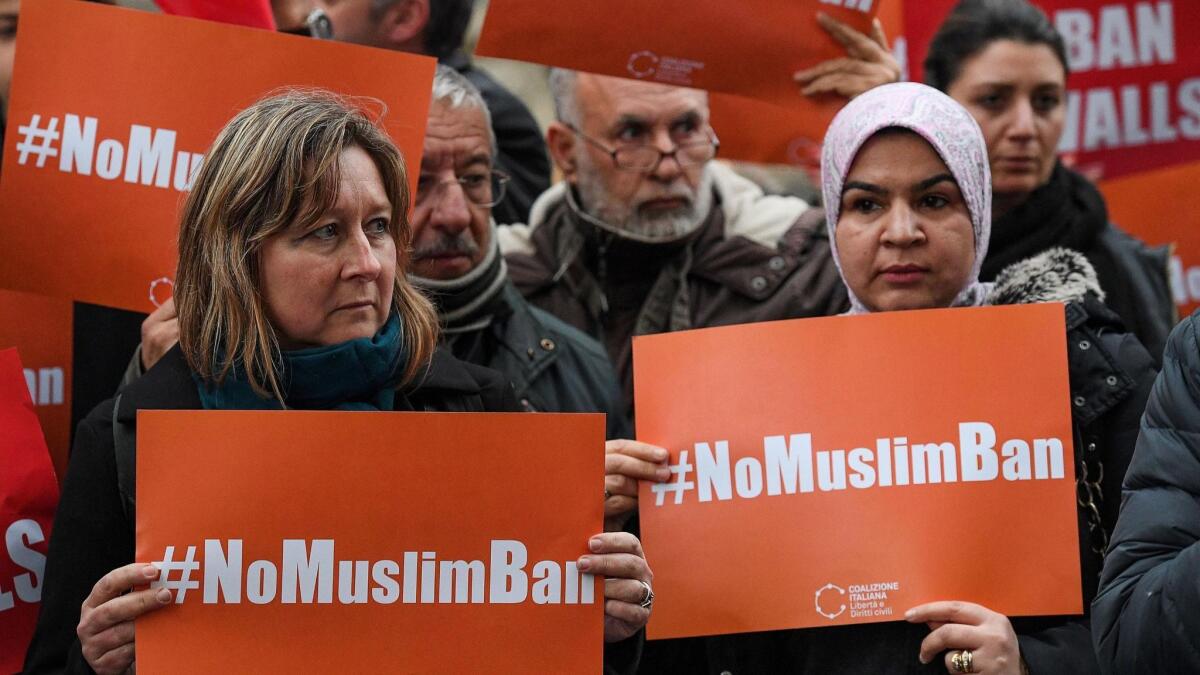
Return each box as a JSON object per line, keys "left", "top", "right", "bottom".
{"left": 879, "top": 203, "right": 925, "bottom": 248}
{"left": 648, "top": 127, "right": 683, "bottom": 182}
{"left": 1005, "top": 99, "right": 1037, "bottom": 142}
{"left": 342, "top": 226, "right": 384, "bottom": 281}
{"left": 427, "top": 181, "right": 472, "bottom": 235}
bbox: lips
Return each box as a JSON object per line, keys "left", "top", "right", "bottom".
{"left": 335, "top": 300, "right": 374, "bottom": 312}
{"left": 879, "top": 264, "right": 928, "bottom": 284}
{"left": 996, "top": 157, "right": 1038, "bottom": 170}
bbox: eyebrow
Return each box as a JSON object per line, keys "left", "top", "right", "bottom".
{"left": 916, "top": 173, "right": 958, "bottom": 191}
{"left": 841, "top": 173, "right": 958, "bottom": 197}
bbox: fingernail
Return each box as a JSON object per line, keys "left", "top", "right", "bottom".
{"left": 653, "top": 448, "right": 668, "bottom": 461}
{"left": 578, "top": 557, "right": 592, "bottom": 571}
{"left": 143, "top": 565, "right": 159, "bottom": 578}
{"left": 918, "top": 655, "right": 929, "bottom": 665}
{"left": 905, "top": 608, "right": 915, "bottom": 619}
{"left": 656, "top": 467, "right": 671, "bottom": 481}
{"left": 156, "top": 589, "right": 172, "bottom": 604}
{"left": 589, "top": 538, "right": 602, "bottom": 552}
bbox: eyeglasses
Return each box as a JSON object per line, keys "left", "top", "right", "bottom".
{"left": 564, "top": 123, "right": 719, "bottom": 172}
{"left": 415, "top": 170, "right": 510, "bottom": 209}
{"left": 279, "top": 9, "right": 333, "bottom": 39}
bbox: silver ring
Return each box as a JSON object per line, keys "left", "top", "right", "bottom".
{"left": 636, "top": 580, "right": 654, "bottom": 609}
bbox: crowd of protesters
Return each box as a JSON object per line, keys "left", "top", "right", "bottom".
{"left": 2, "top": 0, "right": 1197, "bottom": 673}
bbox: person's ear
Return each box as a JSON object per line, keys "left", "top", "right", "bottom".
{"left": 547, "top": 121, "right": 580, "bottom": 183}
{"left": 377, "top": 0, "right": 430, "bottom": 51}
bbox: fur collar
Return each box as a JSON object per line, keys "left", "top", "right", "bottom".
{"left": 986, "top": 247, "right": 1105, "bottom": 306}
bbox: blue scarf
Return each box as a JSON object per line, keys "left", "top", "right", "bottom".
{"left": 196, "top": 313, "right": 404, "bottom": 411}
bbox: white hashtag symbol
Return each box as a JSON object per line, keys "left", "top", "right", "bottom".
{"left": 15, "top": 114, "right": 60, "bottom": 168}
{"left": 150, "top": 545, "right": 200, "bottom": 604}
{"left": 650, "top": 450, "right": 695, "bottom": 506}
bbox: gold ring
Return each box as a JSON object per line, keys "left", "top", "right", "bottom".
{"left": 951, "top": 649, "right": 974, "bottom": 673}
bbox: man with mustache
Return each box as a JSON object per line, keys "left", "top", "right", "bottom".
{"left": 409, "top": 65, "right": 630, "bottom": 439}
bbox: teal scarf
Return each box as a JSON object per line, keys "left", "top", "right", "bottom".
{"left": 196, "top": 313, "right": 404, "bottom": 411}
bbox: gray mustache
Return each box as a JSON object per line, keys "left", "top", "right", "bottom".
{"left": 414, "top": 231, "right": 481, "bottom": 259}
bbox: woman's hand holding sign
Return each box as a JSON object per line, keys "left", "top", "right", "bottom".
{"left": 78, "top": 562, "right": 171, "bottom": 674}
{"left": 579, "top": 532, "right": 654, "bottom": 643}
{"left": 603, "top": 439, "right": 669, "bottom": 532}
{"left": 794, "top": 13, "right": 901, "bottom": 99}
{"left": 907, "top": 601, "right": 1024, "bottom": 675}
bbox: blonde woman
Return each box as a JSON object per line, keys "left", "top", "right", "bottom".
{"left": 24, "top": 90, "right": 651, "bottom": 674}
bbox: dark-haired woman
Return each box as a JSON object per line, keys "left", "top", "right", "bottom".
{"left": 924, "top": 0, "right": 1175, "bottom": 364}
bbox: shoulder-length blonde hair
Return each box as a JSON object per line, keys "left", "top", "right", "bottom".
{"left": 176, "top": 88, "right": 439, "bottom": 403}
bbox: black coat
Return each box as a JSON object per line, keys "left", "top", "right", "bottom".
{"left": 1092, "top": 310, "right": 1200, "bottom": 674}
{"left": 637, "top": 250, "right": 1158, "bottom": 675}
{"left": 22, "top": 346, "right": 523, "bottom": 674}
{"left": 458, "top": 282, "right": 630, "bottom": 439}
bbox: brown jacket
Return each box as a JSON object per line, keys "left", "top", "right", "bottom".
{"left": 498, "top": 163, "right": 848, "bottom": 419}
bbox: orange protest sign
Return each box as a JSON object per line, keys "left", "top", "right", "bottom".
{"left": 0, "top": 289, "right": 73, "bottom": 484}
{"left": 0, "top": 0, "right": 434, "bottom": 313}
{"left": 710, "top": 0, "right": 908, "bottom": 167}
{"left": 476, "top": 0, "right": 875, "bottom": 113}
{"left": 1099, "top": 159, "right": 1200, "bottom": 317}
{"left": 633, "top": 304, "right": 1081, "bottom": 639}
{"left": 135, "top": 411, "right": 604, "bottom": 672}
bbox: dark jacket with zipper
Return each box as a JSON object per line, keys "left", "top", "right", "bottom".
{"left": 453, "top": 282, "right": 630, "bottom": 439}
{"left": 1092, "top": 310, "right": 1200, "bottom": 674}
{"left": 24, "top": 346, "right": 641, "bottom": 675}
{"left": 634, "top": 250, "right": 1157, "bottom": 675}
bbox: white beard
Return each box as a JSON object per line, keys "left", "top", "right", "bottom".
{"left": 573, "top": 155, "right": 715, "bottom": 243}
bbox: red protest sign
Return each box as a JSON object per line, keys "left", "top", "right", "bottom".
{"left": 476, "top": 0, "right": 876, "bottom": 123}
{"left": 155, "top": 0, "right": 276, "bottom": 29}
{"left": 0, "top": 348, "right": 60, "bottom": 674}
{"left": 633, "top": 305, "right": 1080, "bottom": 639}
{"left": 0, "top": 0, "right": 434, "bottom": 312}
{"left": 0, "top": 290, "right": 74, "bottom": 484}
{"left": 136, "top": 411, "right": 604, "bottom": 672}
{"left": 904, "top": 0, "right": 1200, "bottom": 181}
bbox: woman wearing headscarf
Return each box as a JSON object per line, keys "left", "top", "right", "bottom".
{"left": 23, "top": 90, "right": 651, "bottom": 675}
{"left": 815, "top": 82, "right": 1153, "bottom": 674}
{"left": 924, "top": 0, "right": 1175, "bottom": 365}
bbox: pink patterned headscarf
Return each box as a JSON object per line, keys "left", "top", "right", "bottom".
{"left": 821, "top": 82, "right": 993, "bottom": 314}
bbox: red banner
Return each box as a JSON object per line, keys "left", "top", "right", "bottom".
{"left": 0, "top": 348, "right": 60, "bottom": 674}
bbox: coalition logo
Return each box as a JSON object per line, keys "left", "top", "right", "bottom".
{"left": 627, "top": 51, "right": 659, "bottom": 78}
{"left": 814, "top": 582, "right": 845, "bottom": 620}
{"left": 624, "top": 50, "right": 705, "bottom": 86}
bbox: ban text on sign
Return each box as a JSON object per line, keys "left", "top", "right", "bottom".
{"left": 633, "top": 304, "right": 1081, "bottom": 639}
{"left": 136, "top": 410, "right": 604, "bottom": 672}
